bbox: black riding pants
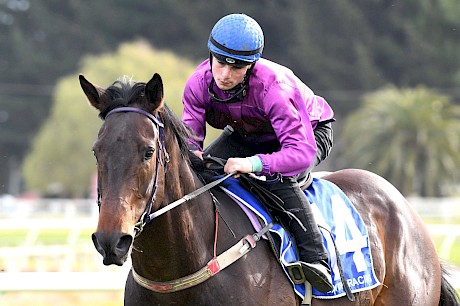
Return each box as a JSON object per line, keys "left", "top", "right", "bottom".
{"left": 262, "top": 172, "right": 328, "bottom": 263}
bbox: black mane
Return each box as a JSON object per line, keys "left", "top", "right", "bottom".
{"left": 160, "top": 103, "right": 195, "bottom": 161}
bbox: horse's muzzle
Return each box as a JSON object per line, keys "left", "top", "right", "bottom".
{"left": 92, "top": 232, "right": 133, "bottom": 266}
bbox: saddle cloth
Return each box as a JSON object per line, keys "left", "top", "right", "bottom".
{"left": 219, "top": 177, "right": 380, "bottom": 299}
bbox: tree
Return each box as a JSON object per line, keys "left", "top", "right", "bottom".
{"left": 22, "top": 40, "right": 198, "bottom": 197}
{"left": 3, "top": 0, "right": 460, "bottom": 194}
{"left": 335, "top": 85, "right": 460, "bottom": 197}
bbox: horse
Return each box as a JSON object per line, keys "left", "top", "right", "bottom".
{"left": 80, "top": 73, "right": 459, "bottom": 306}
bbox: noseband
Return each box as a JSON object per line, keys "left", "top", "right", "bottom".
{"left": 97, "top": 107, "right": 169, "bottom": 237}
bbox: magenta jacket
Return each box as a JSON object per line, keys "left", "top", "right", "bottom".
{"left": 181, "top": 58, "right": 334, "bottom": 177}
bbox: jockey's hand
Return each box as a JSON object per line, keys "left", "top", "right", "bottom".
{"left": 192, "top": 150, "right": 203, "bottom": 160}
{"left": 224, "top": 157, "right": 252, "bottom": 177}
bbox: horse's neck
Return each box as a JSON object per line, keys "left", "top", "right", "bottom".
{"left": 131, "top": 146, "right": 215, "bottom": 281}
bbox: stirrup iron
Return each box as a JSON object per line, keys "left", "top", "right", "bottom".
{"left": 285, "top": 262, "right": 306, "bottom": 285}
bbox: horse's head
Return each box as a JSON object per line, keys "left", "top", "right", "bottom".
{"left": 80, "top": 74, "right": 166, "bottom": 266}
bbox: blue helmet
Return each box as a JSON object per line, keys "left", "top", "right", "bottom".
{"left": 208, "top": 14, "right": 264, "bottom": 64}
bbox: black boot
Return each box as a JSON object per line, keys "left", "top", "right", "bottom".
{"left": 287, "top": 216, "right": 333, "bottom": 292}
{"left": 299, "top": 260, "right": 332, "bottom": 292}
{"left": 263, "top": 174, "right": 333, "bottom": 292}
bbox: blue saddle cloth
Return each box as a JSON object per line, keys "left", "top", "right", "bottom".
{"left": 220, "top": 177, "right": 380, "bottom": 299}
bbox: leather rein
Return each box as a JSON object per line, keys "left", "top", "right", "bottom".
{"left": 96, "top": 107, "right": 273, "bottom": 292}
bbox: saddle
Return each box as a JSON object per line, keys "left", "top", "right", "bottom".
{"left": 190, "top": 153, "right": 371, "bottom": 303}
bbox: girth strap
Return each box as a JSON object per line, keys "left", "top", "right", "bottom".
{"left": 132, "top": 222, "right": 274, "bottom": 293}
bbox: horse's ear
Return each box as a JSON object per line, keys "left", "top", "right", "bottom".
{"left": 145, "top": 73, "right": 164, "bottom": 112}
{"left": 79, "top": 75, "right": 106, "bottom": 111}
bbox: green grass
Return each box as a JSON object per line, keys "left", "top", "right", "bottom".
{"left": 451, "top": 240, "right": 460, "bottom": 265}
{"left": 1, "top": 229, "right": 29, "bottom": 247}
{"left": 431, "top": 235, "right": 460, "bottom": 266}
{"left": 37, "top": 229, "right": 71, "bottom": 245}
{"left": 1, "top": 229, "right": 94, "bottom": 247}
{"left": 0, "top": 228, "right": 97, "bottom": 272}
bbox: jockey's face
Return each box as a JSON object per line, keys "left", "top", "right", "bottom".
{"left": 211, "top": 55, "right": 251, "bottom": 91}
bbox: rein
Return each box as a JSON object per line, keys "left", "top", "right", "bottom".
{"left": 135, "top": 170, "right": 237, "bottom": 224}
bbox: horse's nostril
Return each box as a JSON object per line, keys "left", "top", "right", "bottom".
{"left": 116, "top": 234, "right": 133, "bottom": 255}
{"left": 92, "top": 232, "right": 105, "bottom": 256}
{"left": 92, "top": 231, "right": 132, "bottom": 266}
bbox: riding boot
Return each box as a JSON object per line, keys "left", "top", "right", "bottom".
{"left": 288, "top": 207, "right": 333, "bottom": 293}
{"left": 264, "top": 174, "right": 333, "bottom": 293}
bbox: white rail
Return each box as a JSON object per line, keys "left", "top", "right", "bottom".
{"left": 0, "top": 221, "right": 458, "bottom": 292}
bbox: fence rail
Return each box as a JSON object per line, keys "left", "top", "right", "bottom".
{"left": 0, "top": 220, "right": 458, "bottom": 292}
{"left": 0, "top": 195, "right": 459, "bottom": 293}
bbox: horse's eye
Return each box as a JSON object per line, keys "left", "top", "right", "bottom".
{"left": 144, "top": 147, "right": 155, "bottom": 160}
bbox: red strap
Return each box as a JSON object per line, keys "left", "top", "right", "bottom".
{"left": 207, "top": 258, "right": 221, "bottom": 275}
{"left": 213, "top": 208, "right": 219, "bottom": 259}
{"left": 244, "top": 235, "right": 256, "bottom": 248}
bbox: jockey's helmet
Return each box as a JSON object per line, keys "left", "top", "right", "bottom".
{"left": 208, "top": 13, "right": 264, "bottom": 66}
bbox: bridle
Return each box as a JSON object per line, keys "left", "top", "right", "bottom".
{"left": 94, "top": 106, "right": 273, "bottom": 293}
{"left": 96, "top": 106, "right": 169, "bottom": 238}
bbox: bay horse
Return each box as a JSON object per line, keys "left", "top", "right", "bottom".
{"left": 80, "top": 73, "right": 459, "bottom": 306}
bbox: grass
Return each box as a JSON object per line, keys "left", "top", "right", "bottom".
{"left": 0, "top": 228, "right": 96, "bottom": 272}
{"left": 1, "top": 229, "right": 29, "bottom": 247}
{"left": 1, "top": 229, "right": 94, "bottom": 247}
{"left": 431, "top": 235, "right": 460, "bottom": 266}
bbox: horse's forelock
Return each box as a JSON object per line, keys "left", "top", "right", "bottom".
{"left": 99, "top": 78, "right": 146, "bottom": 119}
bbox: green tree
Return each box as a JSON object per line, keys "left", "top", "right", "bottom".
{"left": 22, "top": 40, "right": 198, "bottom": 197}
{"left": 336, "top": 85, "right": 460, "bottom": 197}
{"left": 3, "top": 0, "right": 460, "bottom": 195}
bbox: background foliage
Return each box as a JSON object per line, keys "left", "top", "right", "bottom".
{"left": 1, "top": 0, "right": 460, "bottom": 196}
{"left": 22, "top": 41, "right": 197, "bottom": 197}
{"left": 337, "top": 86, "right": 460, "bottom": 197}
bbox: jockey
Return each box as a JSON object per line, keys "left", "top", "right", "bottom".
{"left": 181, "top": 13, "right": 334, "bottom": 293}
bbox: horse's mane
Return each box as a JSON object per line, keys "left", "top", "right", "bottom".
{"left": 98, "top": 77, "right": 196, "bottom": 163}
{"left": 159, "top": 103, "right": 195, "bottom": 163}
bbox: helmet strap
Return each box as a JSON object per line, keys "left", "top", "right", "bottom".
{"left": 208, "top": 61, "right": 255, "bottom": 104}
